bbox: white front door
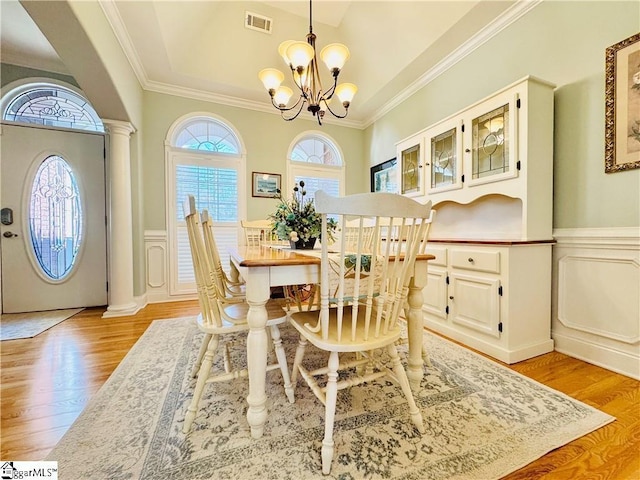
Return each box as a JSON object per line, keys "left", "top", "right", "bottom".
{"left": 1, "top": 124, "right": 107, "bottom": 313}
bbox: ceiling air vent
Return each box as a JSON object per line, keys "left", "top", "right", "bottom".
{"left": 245, "top": 12, "right": 272, "bottom": 34}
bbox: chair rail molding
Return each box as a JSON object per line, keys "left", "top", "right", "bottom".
{"left": 552, "top": 226, "right": 640, "bottom": 380}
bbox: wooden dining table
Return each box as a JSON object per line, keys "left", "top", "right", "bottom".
{"left": 228, "top": 245, "right": 434, "bottom": 439}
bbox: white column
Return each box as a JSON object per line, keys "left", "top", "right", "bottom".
{"left": 102, "top": 119, "right": 140, "bottom": 318}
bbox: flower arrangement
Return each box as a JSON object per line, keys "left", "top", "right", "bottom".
{"left": 269, "top": 181, "right": 337, "bottom": 246}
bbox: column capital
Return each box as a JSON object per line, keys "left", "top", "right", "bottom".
{"left": 103, "top": 119, "right": 136, "bottom": 136}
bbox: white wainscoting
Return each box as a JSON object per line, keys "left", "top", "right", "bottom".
{"left": 144, "top": 230, "right": 197, "bottom": 304}
{"left": 552, "top": 227, "right": 640, "bottom": 380}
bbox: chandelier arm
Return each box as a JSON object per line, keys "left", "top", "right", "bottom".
{"left": 321, "top": 74, "right": 339, "bottom": 102}
{"left": 324, "top": 101, "right": 349, "bottom": 119}
{"left": 281, "top": 100, "right": 307, "bottom": 122}
{"left": 290, "top": 70, "right": 312, "bottom": 101}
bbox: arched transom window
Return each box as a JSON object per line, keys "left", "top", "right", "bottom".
{"left": 173, "top": 117, "right": 240, "bottom": 153}
{"left": 291, "top": 135, "right": 342, "bottom": 166}
{"left": 2, "top": 83, "right": 103, "bottom": 132}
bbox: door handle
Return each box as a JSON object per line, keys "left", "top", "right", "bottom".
{"left": 3, "top": 231, "right": 18, "bottom": 238}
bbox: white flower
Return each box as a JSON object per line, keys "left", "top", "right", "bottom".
{"left": 634, "top": 71, "right": 640, "bottom": 85}
{"left": 289, "top": 231, "right": 299, "bottom": 242}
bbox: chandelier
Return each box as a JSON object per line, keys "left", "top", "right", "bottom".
{"left": 258, "top": 0, "right": 357, "bottom": 125}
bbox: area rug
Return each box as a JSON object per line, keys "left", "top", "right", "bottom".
{"left": 0, "top": 308, "right": 83, "bottom": 341}
{"left": 46, "top": 317, "right": 614, "bottom": 479}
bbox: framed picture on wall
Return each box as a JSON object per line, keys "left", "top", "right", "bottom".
{"left": 370, "top": 158, "right": 398, "bottom": 193}
{"left": 605, "top": 32, "right": 640, "bottom": 173}
{"left": 252, "top": 172, "right": 281, "bottom": 197}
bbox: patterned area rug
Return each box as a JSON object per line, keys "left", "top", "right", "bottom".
{"left": 0, "top": 308, "right": 83, "bottom": 341}
{"left": 46, "top": 317, "right": 614, "bottom": 479}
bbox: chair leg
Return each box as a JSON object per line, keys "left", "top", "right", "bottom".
{"left": 291, "top": 336, "right": 308, "bottom": 385}
{"left": 183, "top": 334, "right": 219, "bottom": 434}
{"left": 270, "top": 325, "right": 295, "bottom": 403}
{"left": 191, "top": 333, "right": 212, "bottom": 378}
{"left": 422, "top": 344, "right": 432, "bottom": 368}
{"left": 387, "top": 343, "right": 425, "bottom": 434}
{"left": 321, "top": 351, "right": 339, "bottom": 475}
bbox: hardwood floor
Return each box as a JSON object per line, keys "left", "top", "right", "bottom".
{"left": 1, "top": 301, "right": 638, "bottom": 479}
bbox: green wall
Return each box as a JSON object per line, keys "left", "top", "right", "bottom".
{"left": 1, "top": 64, "right": 79, "bottom": 89}
{"left": 366, "top": 0, "right": 640, "bottom": 228}
{"left": 142, "top": 91, "right": 364, "bottom": 229}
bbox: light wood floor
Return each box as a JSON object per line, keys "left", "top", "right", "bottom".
{"left": 1, "top": 301, "right": 638, "bottom": 479}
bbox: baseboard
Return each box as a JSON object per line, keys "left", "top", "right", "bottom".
{"left": 424, "top": 318, "right": 554, "bottom": 364}
{"left": 553, "top": 332, "right": 639, "bottom": 380}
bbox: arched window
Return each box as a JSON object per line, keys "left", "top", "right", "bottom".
{"left": 166, "top": 113, "right": 246, "bottom": 296}
{"left": 287, "top": 132, "right": 345, "bottom": 201}
{"left": 1, "top": 81, "right": 104, "bottom": 132}
{"left": 173, "top": 117, "right": 240, "bottom": 153}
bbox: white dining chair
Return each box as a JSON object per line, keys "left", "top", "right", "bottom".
{"left": 201, "top": 210, "right": 245, "bottom": 299}
{"left": 182, "top": 195, "right": 294, "bottom": 434}
{"left": 288, "top": 190, "right": 433, "bottom": 474}
{"left": 241, "top": 219, "right": 287, "bottom": 247}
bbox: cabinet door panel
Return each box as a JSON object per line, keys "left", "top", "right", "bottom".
{"left": 422, "top": 266, "right": 448, "bottom": 320}
{"left": 450, "top": 272, "right": 500, "bottom": 338}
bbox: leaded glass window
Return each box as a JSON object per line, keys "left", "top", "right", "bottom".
{"left": 29, "top": 155, "right": 83, "bottom": 280}
{"left": 3, "top": 85, "right": 104, "bottom": 132}
{"left": 173, "top": 118, "right": 240, "bottom": 153}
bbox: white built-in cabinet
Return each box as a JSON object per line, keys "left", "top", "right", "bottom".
{"left": 397, "top": 76, "right": 556, "bottom": 364}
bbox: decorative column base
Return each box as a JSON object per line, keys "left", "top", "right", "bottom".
{"left": 102, "top": 301, "right": 141, "bottom": 318}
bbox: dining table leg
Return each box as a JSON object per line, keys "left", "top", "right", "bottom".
{"left": 244, "top": 266, "right": 270, "bottom": 439}
{"left": 406, "top": 261, "right": 428, "bottom": 389}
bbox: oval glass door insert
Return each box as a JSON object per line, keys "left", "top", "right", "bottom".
{"left": 29, "top": 155, "right": 83, "bottom": 280}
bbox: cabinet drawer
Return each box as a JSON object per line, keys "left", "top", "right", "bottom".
{"left": 451, "top": 249, "right": 500, "bottom": 273}
{"left": 425, "top": 246, "right": 447, "bottom": 266}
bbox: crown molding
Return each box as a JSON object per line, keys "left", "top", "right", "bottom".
{"left": 99, "top": 0, "right": 149, "bottom": 87}
{"left": 143, "top": 79, "right": 363, "bottom": 129}
{"left": 362, "top": 0, "right": 543, "bottom": 128}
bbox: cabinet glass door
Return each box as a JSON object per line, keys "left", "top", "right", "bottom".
{"left": 472, "top": 103, "right": 509, "bottom": 179}
{"left": 398, "top": 137, "right": 424, "bottom": 197}
{"left": 466, "top": 88, "right": 519, "bottom": 187}
{"left": 427, "top": 119, "right": 462, "bottom": 194}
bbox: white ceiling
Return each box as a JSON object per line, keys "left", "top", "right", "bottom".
{"left": 0, "top": 0, "right": 521, "bottom": 127}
